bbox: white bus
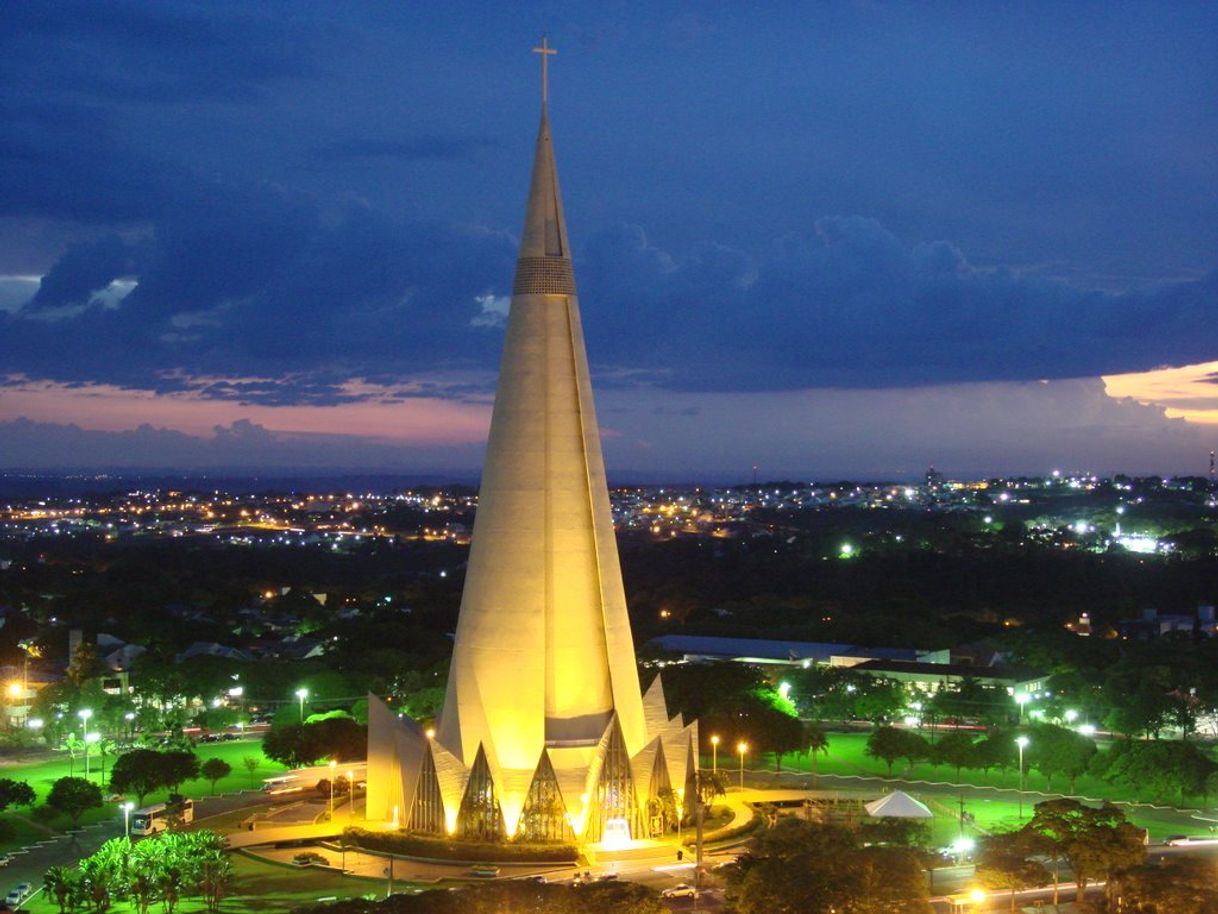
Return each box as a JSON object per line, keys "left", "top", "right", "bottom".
{"left": 130, "top": 799, "right": 194, "bottom": 835}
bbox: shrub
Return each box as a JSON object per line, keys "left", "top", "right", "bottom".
{"left": 341, "top": 827, "right": 578, "bottom": 863}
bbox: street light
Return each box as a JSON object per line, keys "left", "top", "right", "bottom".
{"left": 328, "top": 759, "right": 337, "bottom": 821}
{"left": 85, "top": 731, "right": 99, "bottom": 780}
{"left": 710, "top": 735, "right": 719, "bottom": 775}
{"left": 969, "top": 887, "right": 986, "bottom": 910}
{"left": 1016, "top": 736, "right": 1030, "bottom": 819}
{"left": 124, "top": 711, "right": 135, "bottom": 741}
{"left": 122, "top": 801, "right": 134, "bottom": 839}
{"left": 346, "top": 770, "right": 355, "bottom": 820}
{"left": 295, "top": 687, "right": 309, "bottom": 724}
{"left": 1064, "top": 709, "right": 1078, "bottom": 724}
{"left": 1015, "top": 693, "right": 1030, "bottom": 724}
{"left": 737, "top": 741, "right": 748, "bottom": 790}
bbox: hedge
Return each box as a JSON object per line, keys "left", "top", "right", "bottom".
{"left": 341, "top": 827, "right": 579, "bottom": 863}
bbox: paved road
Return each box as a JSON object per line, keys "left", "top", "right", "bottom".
{"left": 0, "top": 818, "right": 123, "bottom": 906}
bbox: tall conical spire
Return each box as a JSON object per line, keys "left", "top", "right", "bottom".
{"left": 437, "top": 39, "right": 646, "bottom": 777}
{"left": 366, "top": 43, "right": 696, "bottom": 846}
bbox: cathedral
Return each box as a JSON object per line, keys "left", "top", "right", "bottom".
{"left": 365, "top": 41, "right": 697, "bottom": 847}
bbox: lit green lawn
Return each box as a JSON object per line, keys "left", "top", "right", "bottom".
{"left": 749, "top": 730, "right": 1206, "bottom": 808}
{"left": 0, "top": 738, "right": 286, "bottom": 851}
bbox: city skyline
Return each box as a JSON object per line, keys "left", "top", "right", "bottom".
{"left": 1, "top": 2, "right": 1216, "bottom": 477}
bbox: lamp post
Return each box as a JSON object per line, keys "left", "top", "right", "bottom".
{"left": 122, "top": 801, "right": 134, "bottom": 840}
{"left": 328, "top": 759, "right": 337, "bottom": 821}
{"left": 85, "top": 731, "right": 99, "bottom": 780}
{"left": 78, "top": 706, "right": 93, "bottom": 779}
{"left": 295, "top": 687, "right": 309, "bottom": 724}
{"left": 124, "top": 711, "right": 135, "bottom": 742}
{"left": 736, "top": 741, "right": 748, "bottom": 791}
{"left": 710, "top": 735, "right": 719, "bottom": 775}
{"left": 1016, "top": 736, "right": 1029, "bottom": 819}
{"left": 7, "top": 682, "right": 22, "bottom": 729}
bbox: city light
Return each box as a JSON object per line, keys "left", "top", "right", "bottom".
{"left": 1016, "top": 736, "right": 1030, "bottom": 819}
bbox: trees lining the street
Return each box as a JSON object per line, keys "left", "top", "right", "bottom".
{"left": 109, "top": 748, "right": 200, "bottom": 806}
{"left": 722, "top": 818, "right": 931, "bottom": 914}
{"left": 1025, "top": 798, "right": 1145, "bottom": 904}
{"left": 47, "top": 776, "right": 103, "bottom": 825}
{"left": 262, "top": 717, "right": 366, "bottom": 768}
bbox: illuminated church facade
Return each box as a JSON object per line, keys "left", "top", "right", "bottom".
{"left": 365, "top": 42, "right": 697, "bottom": 846}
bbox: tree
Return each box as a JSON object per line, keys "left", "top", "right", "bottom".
{"left": 1026, "top": 799, "right": 1145, "bottom": 904}
{"left": 0, "top": 778, "right": 36, "bottom": 812}
{"left": 47, "top": 776, "right": 103, "bottom": 825}
{"left": 866, "top": 727, "right": 906, "bottom": 776}
{"left": 1110, "top": 857, "right": 1218, "bottom": 914}
{"left": 243, "top": 755, "right": 260, "bottom": 785}
{"left": 976, "top": 831, "right": 1050, "bottom": 913}
{"left": 200, "top": 758, "right": 232, "bottom": 794}
{"left": 852, "top": 680, "right": 906, "bottom": 725}
{"left": 974, "top": 729, "right": 1017, "bottom": 778}
{"left": 109, "top": 749, "right": 166, "bottom": 806}
{"left": 932, "top": 731, "right": 976, "bottom": 780}
{"left": 724, "top": 819, "right": 930, "bottom": 914}
{"left": 197, "top": 850, "right": 233, "bottom": 913}
{"left": 1100, "top": 738, "right": 1216, "bottom": 803}
{"left": 67, "top": 641, "right": 103, "bottom": 687}
{"left": 162, "top": 750, "right": 200, "bottom": 791}
{"left": 805, "top": 721, "right": 829, "bottom": 779}
{"left": 263, "top": 718, "right": 367, "bottom": 768}
{"left": 1026, "top": 723, "right": 1096, "bottom": 792}
{"left": 43, "top": 866, "right": 76, "bottom": 914}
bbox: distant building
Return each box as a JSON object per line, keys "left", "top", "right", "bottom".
{"left": 648, "top": 634, "right": 949, "bottom": 668}
{"left": 1118, "top": 606, "right": 1215, "bottom": 639}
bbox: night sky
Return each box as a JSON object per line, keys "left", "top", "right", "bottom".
{"left": 1, "top": 2, "right": 1216, "bottom": 479}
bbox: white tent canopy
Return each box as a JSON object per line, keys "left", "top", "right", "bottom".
{"left": 864, "top": 790, "right": 934, "bottom": 819}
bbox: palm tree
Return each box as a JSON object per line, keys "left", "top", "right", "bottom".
{"left": 158, "top": 865, "right": 183, "bottom": 914}
{"left": 43, "top": 866, "right": 75, "bottom": 914}
{"left": 806, "top": 722, "right": 829, "bottom": 782}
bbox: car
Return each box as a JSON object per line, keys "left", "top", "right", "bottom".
{"left": 291, "top": 852, "right": 330, "bottom": 867}
{"left": 518, "top": 875, "right": 546, "bottom": 884}
{"left": 661, "top": 884, "right": 696, "bottom": 899}
{"left": 14, "top": 885, "right": 29, "bottom": 898}
{"left": 5, "top": 891, "right": 21, "bottom": 908}
{"left": 0, "top": 855, "right": 11, "bottom": 868}
{"left": 594, "top": 873, "right": 619, "bottom": 882}
{"left": 469, "top": 865, "right": 500, "bottom": 878}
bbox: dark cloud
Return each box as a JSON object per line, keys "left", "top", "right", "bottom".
{"left": 0, "top": 3, "right": 1214, "bottom": 409}
{"left": 2, "top": 202, "right": 1216, "bottom": 403}
{"left": 26, "top": 235, "right": 134, "bottom": 312}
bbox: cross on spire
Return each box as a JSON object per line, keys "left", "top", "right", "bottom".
{"left": 532, "top": 34, "right": 557, "bottom": 105}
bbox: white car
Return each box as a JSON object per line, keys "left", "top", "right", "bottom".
{"left": 661, "top": 883, "right": 696, "bottom": 898}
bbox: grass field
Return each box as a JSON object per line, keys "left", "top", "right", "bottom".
{"left": 749, "top": 730, "right": 1210, "bottom": 808}
{"left": 0, "top": 737, "right": 288, "bottom": 851}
